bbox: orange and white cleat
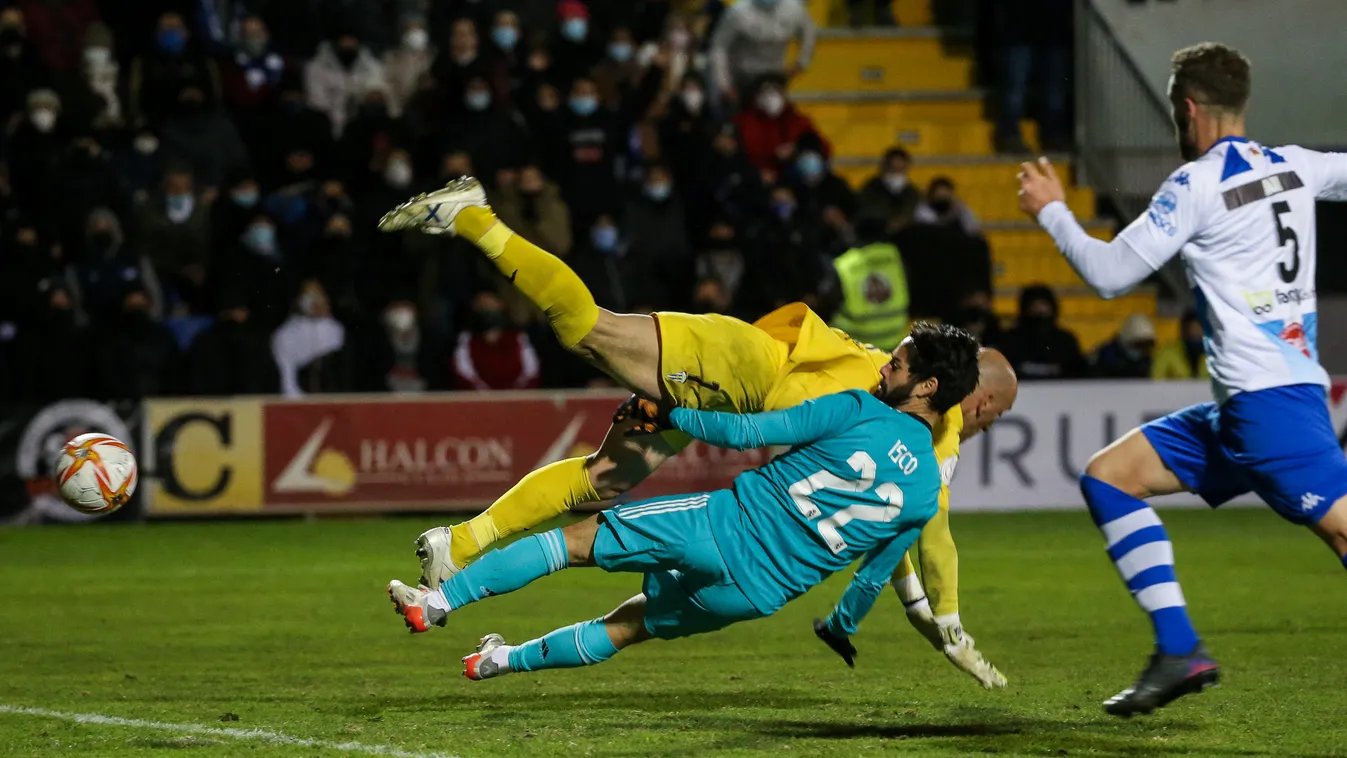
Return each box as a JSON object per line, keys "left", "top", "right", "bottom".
{"left": 386, "top": 580, "right": 447, "bottom": 633}
{"left": 462, "top": 634, "right": 510, "bottom": 681}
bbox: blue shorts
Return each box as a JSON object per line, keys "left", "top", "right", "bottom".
{"left": 1142, "top": 384, "right": 1347, "bottom": 525}
{"left": 593, "top": 491, "right": 765, "bottom": 640}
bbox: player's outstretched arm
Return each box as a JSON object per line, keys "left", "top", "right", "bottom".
{"left": 814, "top": 532, "right": 917, "bottom": 667}
{"left": 667, "top": 391, "right": 862, "bottom": 451}
{"left": 1019, "top": 158, "right": 1186, "bottom": 299}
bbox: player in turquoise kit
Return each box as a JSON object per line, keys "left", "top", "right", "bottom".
{"left": 386, "top": 323, "right": 981, "bottom": 680}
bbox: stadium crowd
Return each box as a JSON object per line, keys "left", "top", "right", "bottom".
{"left": 0, "top": 0, "right": 1155, "bottom": 406}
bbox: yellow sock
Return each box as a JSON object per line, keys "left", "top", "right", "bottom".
{"left": 449, "top": 457, "right": 600, "bottom": 567}
{"left": 456, "top": 206, "right": 599, "bottom": 348}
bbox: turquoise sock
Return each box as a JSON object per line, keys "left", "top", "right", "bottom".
{"left": 441, "top": 529, "right": 568, "bottom": 609}
{"left": 507, "top": 618, "right": 620, "bottom": 672}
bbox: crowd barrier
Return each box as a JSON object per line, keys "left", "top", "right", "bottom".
{"left": 5, "top": 380, "right": 1346, "bottom": 524}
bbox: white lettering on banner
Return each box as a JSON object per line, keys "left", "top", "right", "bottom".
{"left": 359, "top": 437, "right": 513, "bottom": 481}
{"left": 948, "top": 380, "right": 1243, "bottom": 511}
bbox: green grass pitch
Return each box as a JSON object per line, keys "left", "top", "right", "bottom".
{"left": 1, "top": 509, "right": 1344, "bottom": 757}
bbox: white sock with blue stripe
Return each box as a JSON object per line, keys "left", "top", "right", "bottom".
{"left": 439, "top": 529, "right": 569, "bottom": 610}
{"left": 1081, "top": 475, "right": 1200, "bottom": 656}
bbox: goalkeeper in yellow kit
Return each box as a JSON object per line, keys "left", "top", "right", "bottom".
{"left": 378, "top": 178, "right": 1018, "bottom": 687}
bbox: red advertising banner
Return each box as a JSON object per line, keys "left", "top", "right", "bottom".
{"left": 261, "top": 392, "right": 770, "bottom": 513}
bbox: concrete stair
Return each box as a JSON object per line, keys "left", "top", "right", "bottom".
{"left": 791, "top": 0, "right": 1156, "bottom": 350}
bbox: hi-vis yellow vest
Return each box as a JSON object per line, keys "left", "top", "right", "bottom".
{"left": 830, "top": 242, "right": 910, "bottom": 351}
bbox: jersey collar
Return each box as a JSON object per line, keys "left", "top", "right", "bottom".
{"left": 1209, "top": 135, "right": 1250, "bottom": 152}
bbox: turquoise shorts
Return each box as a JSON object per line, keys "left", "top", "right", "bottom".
{"left": 593, "top": 491, "right": 764, "bottom": 640}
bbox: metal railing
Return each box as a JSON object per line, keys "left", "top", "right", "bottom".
{"left": 1074, "top": 0, "right": 1190, "bottom": 306}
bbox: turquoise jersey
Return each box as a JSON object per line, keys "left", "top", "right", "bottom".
{"left": 668, "top": 390, "right": 941, "bottom": 615}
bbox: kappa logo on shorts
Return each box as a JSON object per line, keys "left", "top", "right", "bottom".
{"left": 666, "top": 371, "right": 688, "bottom": 384}
{"left": 665, "top": 371, "right": 722, "bottom": 391}
{"left": 1301, "top": 493, "right": 1324, "bottom": 512}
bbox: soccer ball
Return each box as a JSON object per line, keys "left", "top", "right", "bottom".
{"left": 54, "top": 433, "right": 138, "bottom": 515}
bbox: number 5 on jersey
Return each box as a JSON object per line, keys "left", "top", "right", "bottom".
{"left": 788, "top": 449, "right": 906, "bottom": 554}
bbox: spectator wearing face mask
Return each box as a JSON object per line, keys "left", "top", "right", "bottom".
{"left": 15, "top": 0, "right": 99, "bottom": 75}
{"left": 551, "top": 1, "right": 602, "bottom": 90}
{"left": 591, "top": 26, "right": 644, "bottom": 108}
{"left": 569, "top": 213, "right": 661, "bottom": 312}
{"left": 915, "top": 176, "right": 981, "bottom": 237}
{"left": 221, "top": 15, "right": 287, "bottom": 121}
{"left": 114, "top": 130, "right": 165, "bottom": 207}
{"left": 272, "top": 279, "right": 351, "bottom": 397}
{"left": 734, "top": 76, "right": 830, "bottom": 178}
{"left": 859, "top": 147, "right": 921, "bottom": 232}
{"left": 7, "top": 90, "right": 65, "bottom": 217}
{"left": 160, "top": 84, "right": 250, "bottom": 192}
{"left": 441, "top": 75, "right": 528, "bottom": 185}
{"left": 1152, "top": 309, "right": 1209, "bottom": 380}
{"left": 661, "top": 73, "right": 717, "bottom": 204}
{"left": 358, "top": 147, "right": 420, "bottom": 228}
{"left": 488, "top": 10, "right": 527, "bottom": 96}
{"left": 128, "top": 12, "right": 222, "bottom": 128}
{"left": 70, "top": 208, "right": 162, "bottom": 322}
{"left": 556, "top": 75, "right": 621, "bottom": 228}
{"left": 999, "top": 284, "right": 1087, "bottom": 380}
{"left": 1091, "top": 313, "right": 1156, "bottom": 379}
{"left": 747, "top": 183, "right": 827, "bottom": 308}
{"left": 709, "top": 0, "right": 816, "bottom": 107}
{"left": 790, "top": 133, "right": 858, "bottom": 254}
{"left": 432, "top": 17, "right": 509, "bottom": 112}
{"left": 623, "top": 163, "right": 692, "bottom": 309}
{"left": 137, "top": 166, "right": 212, "bottom": 314}
{"left": 305, "top": 30, "right": 390, "bottom": 138}
{"left": 211, "top": 172, "right": 262, "bottom": 260}
{"left": 494, "top": 164, "right": 573, "bottom": 258}
{"left": 0, "top": 8, "right": 46, "bottom": 128}
{"left": 452, "top": 291, "right": 540, "bottom": 391}
{"left": 185, "top": 286, "right": 280, "bottom": 396}
{"left": 384, "top": 13, "right": 434, "bottom": 116}
{"left": 95, "top": 285, "right": 181, "bottom": 400}
{"left": 365, "top": 298, "right": 444, "bottom": 393}
{"left": 218, "top": 212, "right": 292, "bottom": 325}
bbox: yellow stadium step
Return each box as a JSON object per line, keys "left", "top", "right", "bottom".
{"left": 793, "top": 91, "right": 986, "bottom": 124}
{"left": 993, "top": 291, "right": 1158, "bottom": 323}
{"left": 992, "top": 246, "right": 1091, "bottom": 290}
{"left": 792, "top": 30, "right": 974, "bottom": 93}
{"left": 819, "top": 118, "right": 1040, "bottom": 159}
{"left": 835, "top": 155, "right": 1072, "bottom": 193}
{"left": 809, "top": 0, "right": 933, "bottom": 27}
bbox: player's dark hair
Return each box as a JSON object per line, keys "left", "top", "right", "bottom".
{"left": 905, "top": 322, "right": 980, "bottom": 414}
{"left": 1170, "top": 43, "right": 1251, "bottom": 115}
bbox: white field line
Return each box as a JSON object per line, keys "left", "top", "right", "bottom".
{"left": 0, "top": 705, "right": 459, "bottom": 758}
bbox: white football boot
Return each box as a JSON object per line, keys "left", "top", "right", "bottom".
{"left": 386, "top": 580, "right": 448, "bottom": 634}
{"left": 377, "top": 176, "right": 489, "bottom": 235}
{"left": 462, "top": 634, "right": 510, "bottom": 681}
{"left": 415, "top": 526, "right": 463, "bottom": 587}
